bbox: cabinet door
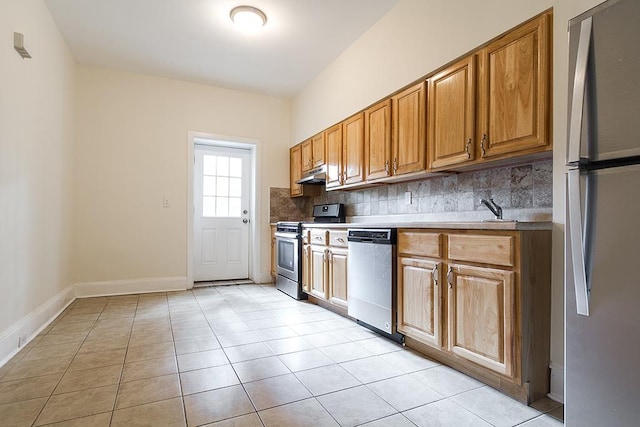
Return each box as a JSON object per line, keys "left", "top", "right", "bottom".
{"left": 301, "top": 139, "right": 313, "bottom": 172}
{"left": 312, "top": 132, "right": 325, "bottom": 168}
{"left": 392, "top": 82, "right": 426, "bottom": 176}
{"left": 428, "top": 56, "right": 476, "bottom": 170}
{"left": 290, "top": 145, "right": 303, "bottom": 197}
{"left": 365, "top": 99, "right": 392, "bottom": 181}
{"left": 447, "top": 263, "right": 515, "bottom": 377}
{"left": 325, "top": 123, "right": 343, "bottom": 189}
{"left": 328, "top": 248, "right": 348, "bottom": 308}
{"left": 398, "top": 257, "right": 441, "bottom": 348}
{"left": 301, "top": 244, "right": 310, "bottom": 293}
{"left": 478, "top": 13, "right": 550, "bottom": 159}
{"left": 310, "top": 245, "right": 328, "bottom": 300}
{"left": 343, "top": 112, "right": 365, "bottom": 186}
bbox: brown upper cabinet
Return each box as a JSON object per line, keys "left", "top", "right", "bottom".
{"left": 428, "top": 56, "right": 476, "bottom": 171}
{"left": 290, "top": 143, "right": 321, "bottom": 198}
{"left": 364, "top": 99, "right": 392, "bottom": 181}
{"left": 392, "top": 82, "right": 427, "bottom": 177}
{"left": 428, "top": 12, "right": 551, "bottom": 172}
{"left": 291, "top": 10, "right": 552, "bottom": 191}
{"left": 302, "top": 132, "right": 325, "bottom": 173}
{"left": 342, "top": 112, "right": 365, "bottom": 186}
{"left": 365, "top": 82, "right": 427, "bottom": 183}
{"left": 326, "top": 112, "right": 365, "bottom": 190}
{"left": 325, "top": 123, "right": 343, "bottom": 189}
{"left": 477, "top": 13, "right": 551, "bottom": 159}
{"left": 290, "top": 144, "right": 303, "bottom": 197}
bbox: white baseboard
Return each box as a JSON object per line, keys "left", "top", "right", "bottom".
{"left": 253, "top": 272, "right": 274, "bottom": 284}
{"left": 548, "top": 362, "right": 565, "bottom": 403}
{"left": 0, "top": 285, "right": 76, "bottom": 369}
{"left": 74, "top": 276, "right": 189, "bottom": 298}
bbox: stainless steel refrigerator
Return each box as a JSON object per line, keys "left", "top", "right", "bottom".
{"left": 566, "top": 0, "right": 640, "bottom": 425}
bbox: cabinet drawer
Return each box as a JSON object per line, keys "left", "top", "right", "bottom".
{"left": 398, "top": 231, "right": 442, "bottom": 258}
{"left": 448, "top": 234, "right": 514, "bottom": 267}
{"left": 329, "top": 230, "right": 348, "bottom": 248}
{"left": 309, "top": 229, "right": 328, "bottom": 246}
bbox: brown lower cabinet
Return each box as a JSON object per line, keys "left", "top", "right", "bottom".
{"left": 397, "top": 228, "right": 551, "bottom": 404}
{"left": 304, "top": 228, "right": 348, "bottom": 309}
{"left": 299, "top": 225, "right": 551, "bottom": 404}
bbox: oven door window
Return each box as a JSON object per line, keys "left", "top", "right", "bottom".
{"left": 277, "top": 239, "right": 295, "bottom": 272}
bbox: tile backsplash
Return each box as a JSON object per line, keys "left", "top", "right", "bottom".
{"left": 270, "top": 187, "right": 312, "bottom": 223}
{"left": 270, "top": 159, "right": 552, "bottom": 223}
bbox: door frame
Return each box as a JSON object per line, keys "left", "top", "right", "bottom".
{"left": 187, "top": 131, "right": 261, "bottom": 288}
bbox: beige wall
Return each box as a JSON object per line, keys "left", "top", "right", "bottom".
{"left": 74, "top": 66, "right": 291, "bottom": 284}
{"left": 0, "top": 0, "right": 76, "bottom": 332}
{"left": 292, "top": 0, "right": 605, "bottom": 398}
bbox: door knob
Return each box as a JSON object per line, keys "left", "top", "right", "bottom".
{"left": 242, "top": 218, "right": 249, "bottom": 224}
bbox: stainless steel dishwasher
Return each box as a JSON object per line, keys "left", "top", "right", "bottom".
{"left": 347, "top": 228, "right": 403, "bottom": 343}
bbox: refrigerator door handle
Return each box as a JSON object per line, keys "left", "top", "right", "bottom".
{"left": 568, "top": 16, "right": 592, "bottom": 165}
{"left": 567, "top": 169, "right": 590, "bottom": 316}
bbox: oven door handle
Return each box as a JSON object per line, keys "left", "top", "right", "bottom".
{"left": 275, "top": 232, "right": 300, "bottom": 239}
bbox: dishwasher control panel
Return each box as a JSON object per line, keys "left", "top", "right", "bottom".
{"left": 347, "top": 228, "right": 396, "bottom": 244}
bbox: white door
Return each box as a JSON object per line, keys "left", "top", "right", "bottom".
{"left": 194, "top": 145, "right": 251, "bottom": 281}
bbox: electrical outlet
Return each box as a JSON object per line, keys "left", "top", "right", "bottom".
{"left": 404, "top": 191, "right": 412, "bottom": 205}
{"left": 18, "top": 333, "right": 27, "bottom": 348}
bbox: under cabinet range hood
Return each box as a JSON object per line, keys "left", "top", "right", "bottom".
{"left": 296, "top": 165, "right": 326, "bottom": 185}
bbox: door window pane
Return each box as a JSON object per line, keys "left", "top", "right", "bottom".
{"left": 203, "top": 196, "right": 216, "bottom": 217}
{"left": 203, "top": 155, "right": 217, "bottom": 175}
{"left": 201, "top": 154, "right": 243, "bottom": 218}
{"left": 203, "top": 176, "right": 216, "bottom": 196}
{"left": 228, "top": 197, "right": 241, "bottom": 217}
{"left": 216, "top": 197, "right": 229, "bottom": 217}
{"left": 216, "top": 176, "right": 229, "bottom": 197}
{"left": 229, "top": 178, "right": 242, "bottom": 197}
{"left": 230, "top": 157, "right": 242, "bottom": 177}
{"left": 217, "top": 156, "right": 229, "bottom": 176}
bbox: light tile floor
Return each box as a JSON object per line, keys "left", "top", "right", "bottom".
{"left": 0, "top": 284, "right": 564, "bottom": 426}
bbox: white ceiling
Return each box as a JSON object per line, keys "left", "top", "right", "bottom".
{"left": 44, "top": 0, "right": 399, "bottom": 97}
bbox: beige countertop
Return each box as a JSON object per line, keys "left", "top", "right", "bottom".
{"left": 300, "top": 221, "right": 551, "bottom": 231}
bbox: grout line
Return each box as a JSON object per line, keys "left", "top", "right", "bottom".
{"left": 27, "top": 299, "right": 106, "bottom": 426}
{"left": 1, "top": 285, "right": 547, "bottom": 427}
{"left": 108, "top": 292, "right": 143, "bottom": 425}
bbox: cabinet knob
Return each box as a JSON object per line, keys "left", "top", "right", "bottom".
{"left": 465, "top": 139, "right": 472, "bottom": 159}
{"left": 447, "top": 266, "right": 453, "bottom": 289}
{"left": 432, "top": 264, "right": 439, "bottom": 286}
{"left": 393, "top": 158, "right": 398, "bottom": 173}
{"left": 384, "top": 160, "right": 390, "bottom": 174}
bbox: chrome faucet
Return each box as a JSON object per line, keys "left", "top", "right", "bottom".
{"left": 480, "top": 198, "right": 503, "bottom": 220}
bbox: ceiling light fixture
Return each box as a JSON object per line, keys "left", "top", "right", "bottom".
{"left": 230, "top": 5, "right": 267, "bottom": 33}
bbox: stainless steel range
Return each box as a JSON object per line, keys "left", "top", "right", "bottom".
{"left": 274, "top": 221, "right": 306, "bottom": 300}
